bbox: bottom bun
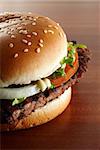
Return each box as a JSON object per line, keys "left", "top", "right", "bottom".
{"left": 1, "top": 87, "right": 71, "bottom": 131}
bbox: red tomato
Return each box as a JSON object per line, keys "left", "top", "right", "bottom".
{"left": 50, "top": 51, "right": 79, "bottom": 87}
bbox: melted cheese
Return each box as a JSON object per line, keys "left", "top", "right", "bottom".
{"left": 37, "top": 78, "right": 51, "bottom": 92}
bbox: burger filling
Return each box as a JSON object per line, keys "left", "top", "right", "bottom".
{"left": 0, "top": 42, "right": 90, "bottom": 124}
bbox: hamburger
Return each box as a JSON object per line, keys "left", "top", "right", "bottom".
{"left": 0, "top": 12, "right": 90, "bottom": 131}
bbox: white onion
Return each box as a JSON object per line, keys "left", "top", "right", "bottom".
{"left": 0, "top": 84, "right": 40, "bottom": 99}
{"left": 0, "top": 78, "right": 51, "bottom": 100}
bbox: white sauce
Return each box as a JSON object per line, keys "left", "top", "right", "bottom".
{"left": 37, "top": 78, "right": 51, "bottom": 92}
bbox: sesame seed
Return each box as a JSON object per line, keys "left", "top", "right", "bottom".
{"left": 24, "top": 48, "right": 29, "bottom": 53}
{"left": 57, "top": 23, "right": 60, "bottom": 26}
{"left": 23, "top": 30, "right": 28, "bottom": 34}
{"left": 35, "top": 48, "right": 40, "bottom": 53}
{"left": 5, "top": 20, "right": 9, "bottom": 23}
{"left": 48, "top": 30, "right": 54, "bottom": 34}
{"left": 17, "top": 26, "right": 23, "bottom": 30}
{"left": 33, "top": 18, "right": 36, "bottom": 21}
{"left": 28, "top": 42, "right": 32, "bottom": 46}
{"left": 19, "top": 30, "right": 23, "bottom": 33}
{"left": 11, "top": 35, "right": 16, "bottom": 38}
{"left": 43, "top": 30, "right": 47, "bottom": 34}
{"left": 39, "top": 43, "right": 43, "bottom": 47}
{"left": 39, "top": 39, "right": 43, "bottom": 43}
{"left": 22, "top": 39, "right": 28, "bottom": 44}
{"left": 22, "top": 18, "right": 26, "bottom": 21}
{"left": 48, "top": 25, "right": 52, "bottom": 27}
{"left": 7, "top": 31, "right": 11, "bottom": 35}
{"left": 14, "top": 53, "right": 18, "bottom": 58}
{"left": 32, "top": 22, "right": 36, "bottom": 26}
{"left": 32, "top": 32, "right": 38, "bottom": 36}
{"left": 54, "top": 26, "right": 58, "bottom": 30}
{"left": 29, "top": 17, "right": 33, "bottom": 20}
{"left": 19, "top": 30, "right": 28, "bottom": 34}
{"left": 35, "top": 16, "right": 39, "bottom": 19}
{"left": 10, "top": 28, "right": 15, "bottom": 32}
{"left": 45, "top": 17, "right": 50, "bottom": 20}
{"left": 9, "top": 43, "right": 14, "bottom": 48}
{"left": 59, "top": 32, "right": 63, "bottom": 37}
{"left": 27, "top": 34, "right": 31, "bottom": 38}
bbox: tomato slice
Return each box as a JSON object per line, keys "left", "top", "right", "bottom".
{"left": 50, "top": 51, "right": 79, "bottom": 87}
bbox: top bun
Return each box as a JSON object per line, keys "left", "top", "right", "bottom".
{"left": 0, "top": 12, "right": 67, "bottom": 87}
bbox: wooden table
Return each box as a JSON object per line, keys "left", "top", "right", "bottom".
{"left": 1, "top": 1, "right": 100, "bottom": 149}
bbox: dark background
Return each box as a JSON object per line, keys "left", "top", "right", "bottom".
{"left": 0, "top": 1, "right": 100, "bottom": 149}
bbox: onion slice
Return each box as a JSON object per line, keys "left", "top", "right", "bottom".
{"left": 0, "top": 84, "right": 40, "bottom": 99}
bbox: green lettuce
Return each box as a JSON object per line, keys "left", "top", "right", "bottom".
{"left": 12, "top": 97, "right": 26, "bottom": 106}
{"left": 51, "top": 42, "right": 87, "bottom": 78}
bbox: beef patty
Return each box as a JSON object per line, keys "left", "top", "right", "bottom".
{"left": 0, "top": 47, "right": 90, "bottom": 124}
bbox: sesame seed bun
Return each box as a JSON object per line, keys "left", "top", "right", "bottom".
{"left": 1, "top": 87, "right": 71, "bottom": 131}
{"left": 0, "top": 12, "right": 67, "bottom": 87}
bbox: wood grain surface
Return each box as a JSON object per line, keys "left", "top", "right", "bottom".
{"left": 0, "top": 1, "right": 100, "bottom": 149}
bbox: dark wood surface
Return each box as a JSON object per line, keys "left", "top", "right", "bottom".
{"left": 0, "top": 1, "right": 100, "bottom": 149}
